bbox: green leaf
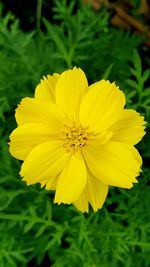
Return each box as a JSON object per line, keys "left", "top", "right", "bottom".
{"left": 35, "top": 225, "right": 47, "bottom": 237}
{"left": 142, "top": 87, "right": 150, "bottom": 96}
{"left": 43, "top": 18, "right": 71, "bottom": 67}
{"left": 132, "top": 49, "right": 142, "bottom": 78}
{"left": 102, "top": 63, "right": 113, "bottom": 80}
{"left": 23, "top": 222, "right": 35, "bottom": 233}
{"left": 126, "top": 79, "right": 137, "bottom": 89}
{"left": 142, "top": 69, "right": 150, "bottom": 83}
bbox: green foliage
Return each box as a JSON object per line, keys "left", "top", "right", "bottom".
{"left": 126, "top": 50, "right": 150, "bottom": 112}
{"left": 0, "top": 0, "right": 150, "bottom": 266}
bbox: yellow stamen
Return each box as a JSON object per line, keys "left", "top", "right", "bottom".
{"left": 59, "top": 123, "right": 93, "bottom": 153}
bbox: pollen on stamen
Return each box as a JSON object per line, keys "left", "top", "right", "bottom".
{"left": 59, "top": 123, "right": 93, "bottom": 153}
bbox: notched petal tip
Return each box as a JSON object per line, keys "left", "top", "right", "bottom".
{"left": 54, "top": 152, "right": 86, "bottom": 205}
{"left": 84, "top": 141, "right": 142, "bottom": 190}
{"left": 110, "top": 109, "right": 146, "bottom": 145}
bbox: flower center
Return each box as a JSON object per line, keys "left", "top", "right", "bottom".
{"left": 59, "top": 123, "right": 92, "bottom": 153}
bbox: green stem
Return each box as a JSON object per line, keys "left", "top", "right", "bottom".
{"left": 36, "top": 0, "right": 43, "bottom": 32}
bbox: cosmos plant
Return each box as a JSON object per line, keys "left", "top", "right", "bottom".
{"left": 9, "top": 67, "right": 146, "bottom": 212}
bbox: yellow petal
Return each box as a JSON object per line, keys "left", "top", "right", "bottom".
{"left": 35, "top": 73, "right": 60, "bottom": 103}
{"left": 15, "top": 97, "right": 67, "bottom": 128}
{"left": 74, "top": 171, "right": 108, "bottom": 212}
{"left": 85, "top": 171, "right": 108, "bottom": 211}
{"left": 20, "top": 141, "right": 70, "bottom": 185}
{"left": 80, "top": 80, "right": 125, "bottom": 133}
{"left": 9, "top": 123, "right": 57, "bottom": 160}
{"left": 91, "top": 130, "right": 113, "bottom": 145}
{"left": 84, "top": 141, "right": 142, "bottom": 189}
{"left": 41, "top": 176, "right": 58, "bottom": 190}
{"left": 47, "top": 73, "right": 60, "bottom": 88}
{"left": 55, "top": 67, "right": 88, "bottom": 121}
{"left": 54, "top": 152, "right": 86, "bottom": 204}
{"left": 73, "top": 191, "right": 89, "bottom": 213}
{"left": 123, "top": 143, "right": 142, "bottom": 165}
{"left": 110, "top": 109, "right": 146, "bottom": 145}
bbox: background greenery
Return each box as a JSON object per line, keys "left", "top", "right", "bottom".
{"left": 0, "top": 0, "right": 150, "bottom": 266}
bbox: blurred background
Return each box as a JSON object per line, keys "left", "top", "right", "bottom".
{"left": 0, "top": 0, "right": 150, "bottom": 266}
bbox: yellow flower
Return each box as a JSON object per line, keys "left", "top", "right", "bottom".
{"left": 9, "top": 67, "right": 146, "bottom": 213}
